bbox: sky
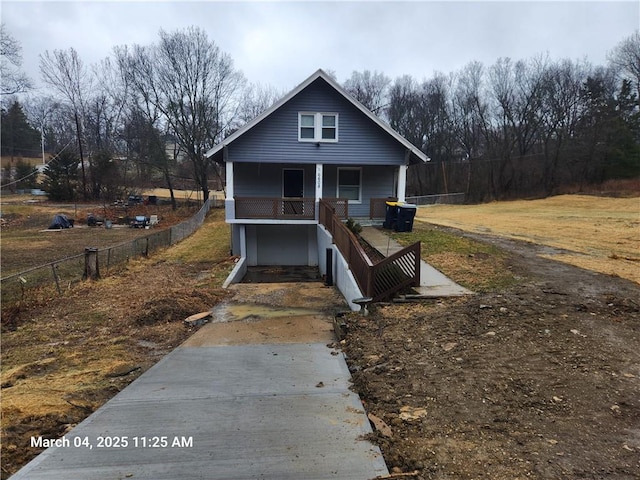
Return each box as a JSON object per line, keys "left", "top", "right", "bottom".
{"left": 2, "top": 0, "right": 639, "bottom": 93}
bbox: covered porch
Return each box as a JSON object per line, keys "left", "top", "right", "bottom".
{"left": 225, "top": 160, "right": 406, "bottom": 222}
{"left": 232, "top": 196, "right": 393, "bottom": 222}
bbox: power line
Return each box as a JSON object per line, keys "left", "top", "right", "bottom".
{"left": 0, "top": 139, "right": 74, "bottom": 189}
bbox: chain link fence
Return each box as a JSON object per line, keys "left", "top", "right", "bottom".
{"left": 405, "top": 192, "right": 466, "bottom": 205}
{"left": 1, "top": 198, "right": 213, "bottom": 306}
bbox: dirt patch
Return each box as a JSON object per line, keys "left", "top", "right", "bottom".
{"left": 183, "top": 282, "right": 348, "bottom": 347}
{"left": 226, "top": 282, "right": 347, "bottom": 312}
{"left": 183, "top": 314, "right": 336, "bottom": 346}
{"left": 342, "top": 231, "right": 640, "bottom": 479}
{"left": 133, "top": 289, "right": 223, "bottom": 326}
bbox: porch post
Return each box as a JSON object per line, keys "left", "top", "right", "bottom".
{"left": 397, "top": 164, "right": 407, "bottom": 203}
{"left": 225, "top": 161, "right": 235, "bottom": 221}
{"left": 225, "top": 160, "right": 234, "bottom": 200}
{"left": 315, "top": 163, "right": 323, "bottom": 220}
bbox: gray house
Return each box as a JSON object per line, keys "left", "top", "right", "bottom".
{"left": 206, "top": 69, "right": 426, "bottom": 301}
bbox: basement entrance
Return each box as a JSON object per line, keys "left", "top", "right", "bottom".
{"left": 242, "top": 266, "right": 321, "bottom": 283}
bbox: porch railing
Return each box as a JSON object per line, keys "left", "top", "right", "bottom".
{"left": 235, "top": 196, "right": 349, "bottom": 220}
{"left": 319, "top": 199, "right": 420, "bottom": 301}
{"left": 235, "top": 196, "right": 315, "bottom": 219}
{"left": 370, "top": 197, "right": 397, "bottom": 219}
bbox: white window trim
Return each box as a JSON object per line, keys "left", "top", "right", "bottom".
{"left": 298, "top": 112, "right": 339, "bottom": 143}
{"left": 336, "top": 167, "right": 362, "bottom": 204}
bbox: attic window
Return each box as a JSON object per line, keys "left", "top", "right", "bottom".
{"left": 298, "top": 113, "right": 338, "bottom": 142}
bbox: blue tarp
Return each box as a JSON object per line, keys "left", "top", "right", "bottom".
{"left": 48, "top": 214, "right": 73, "bottom": 229}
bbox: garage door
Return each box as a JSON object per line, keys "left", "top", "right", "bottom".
{"left": 256, "top": 225, "right": 315, "bottom": 266}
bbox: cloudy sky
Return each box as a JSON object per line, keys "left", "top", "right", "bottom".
{"left": 3, "top": 1, "right": 639, "bottom": 92}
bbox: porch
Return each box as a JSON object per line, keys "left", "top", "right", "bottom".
{"left": 230, "top": 196, "right": 394, "bottom": 222}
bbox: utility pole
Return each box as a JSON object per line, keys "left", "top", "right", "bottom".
{"left": 75, "top": 113, "right": 87, "bottom": 200}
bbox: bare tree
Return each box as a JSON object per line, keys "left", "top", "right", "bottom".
{"left": 236, "top": 83, "right": 283, "bottom": 125}
{"left": 538, "top": 58, "right": 588, "bottom": 193}
{"left": 118, "top": 27, "right": 245, "bottom": 201}
{"left": 608, "top": 30, "right": 640, "bottom": 100}
{"left": 0, "top": 24, "right": 32, "bottom": 96}
{"left": 343, "top": 70, "right": 391, "bottom": 115}
{"left": 40, "top": 48, "right": 92, "bottom": 198}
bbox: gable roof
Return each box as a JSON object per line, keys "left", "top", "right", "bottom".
{"left": 205, "top": 69, "right": 429, "bottom": 164}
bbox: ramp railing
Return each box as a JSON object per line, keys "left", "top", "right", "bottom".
{"left": 319, "top": 199, "right": 420, "bottom": 301}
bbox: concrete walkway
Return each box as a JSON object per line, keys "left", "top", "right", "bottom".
{"left": 12, "top": 284, "right": 388, "bottom": 480}
{"left": 360, "top": 226, "right": 472, "bottom": 297}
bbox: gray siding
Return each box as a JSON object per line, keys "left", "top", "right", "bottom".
{"left": 234, "top": 163, "right": 316, "bottom": 197}
{"left": 228, "top": 78, "right": 406, "bottom": 166}
{"left": 322, "top": 165, "right": 396, "bottom": 217}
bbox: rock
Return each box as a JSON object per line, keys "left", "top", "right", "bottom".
{"left": 365, "top": 354, "right": 381, "bottom": 364}
{"left": 399, "top": 405, "right": 427, "bottom": 421}
{"left": 442, "top": 342, "right": 458, "bottom": 352}
{"left": 499, "top": 307, "right": 508, "bottom": 313}
{"left": 315, "top": 381, "right": 324, "bottom": 388}
{"left": 105, "top": 363, "right": 140, "bottom": 378}
{"left": 367, "top": 413, "right": 393, "bottom": 438}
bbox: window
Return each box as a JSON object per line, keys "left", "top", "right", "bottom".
{"left": 298, "top": 113, "right": 338, "bottom": 142}
{"left": 337, "top": 167, "right": 361, "bottom": 203}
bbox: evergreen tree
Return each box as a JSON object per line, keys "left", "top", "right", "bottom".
{"left": 14, "top": 160, "right": 38, "bottom": 189}
{"left": 1, "top": 101, "right": 41, "bottom": 157}
{"left": 42, "top": 150, "right": 80, "bottom": 201}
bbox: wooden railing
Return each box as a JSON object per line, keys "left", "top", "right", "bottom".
{"left": 319, "top": 199, "right": 420, "bottom": 301}
{"left": 370, "top": 197, "right": 397, "bottom": 219}
{"left": 370, "top": 242, "right": 421, "bottom": 300}
{"left": 322, "top": 198, "right": 349, "bottom": 219}
{"left": 235, "top": 197, "right": 315, "bottom": 220}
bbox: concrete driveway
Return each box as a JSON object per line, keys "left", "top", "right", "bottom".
{"left": 13, "top": 282, "right": 388, "bottom": 480}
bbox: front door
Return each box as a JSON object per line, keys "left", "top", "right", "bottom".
{"left": 283, "top": 169, "right": 304, "bottom": 214}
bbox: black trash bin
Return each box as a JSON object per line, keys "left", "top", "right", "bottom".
{"left": 395, "top": 203, "right": 417, "bottom": 232}
{"left": 383, "top": 201, "right": 401, "bottom": 229}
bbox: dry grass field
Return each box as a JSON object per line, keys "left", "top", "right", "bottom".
{"left": 0, "top": 195, "right": 199, "bottom": 276}
{"left": 1, "top": 210, "right": 235, "bottom": 478}
{"left": 415, "top": 194, "right": 640, "bottom": 283}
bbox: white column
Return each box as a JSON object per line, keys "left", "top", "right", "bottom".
{"left": 225, "top": 161, "right": 234, "bottom": 200}
{"left": 315, "top": 163, "right": 323, "bottom": 221}
{"left": 239, "top": 225, "right": 247, "bottom": 257}
{"left": 397, "top": 164, "right": 407, "bottom": 202}
{"left": 315, "top": 163, "right": 323, "bottom": 200}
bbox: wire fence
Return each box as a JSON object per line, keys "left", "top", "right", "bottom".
{"left": 405, "top": 192, "right": 466, "bottom": 206}
{"left": 1, "top": 198, "right": 213, "bottom": 306}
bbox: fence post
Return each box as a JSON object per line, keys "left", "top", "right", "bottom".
{"left": 83, "top": 247, "right": 100, "bottom": 280}
{"left": 51, "top": 263, "right": 61, "bottom": 294}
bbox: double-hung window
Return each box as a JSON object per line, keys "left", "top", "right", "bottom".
{"left": 337, "top": 167, "right": 362, "bottom": 203}
{"left": 298, "top": 113, "right": 338, "bottom": 142}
